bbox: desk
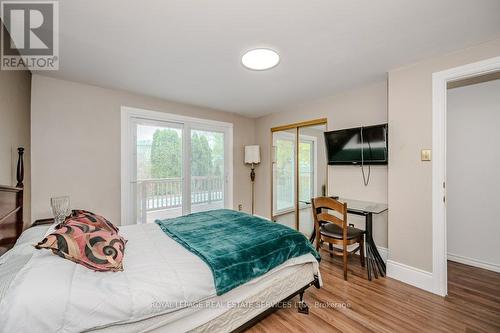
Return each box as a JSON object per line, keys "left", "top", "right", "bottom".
{"left": 309, "top": 198, "right": 388, "bottom": 280}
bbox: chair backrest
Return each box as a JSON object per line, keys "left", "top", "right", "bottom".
{"left": 311, "top": 197, "right": 348, "bottom": 238}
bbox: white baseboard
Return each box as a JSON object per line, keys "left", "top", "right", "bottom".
{"left": 447, "top": 253, "right": 500, "bottom": 273}
{"left": 386, "top": 260, "right": 434, "bottom": 294}
{"left": 377, "top": 246, "right": 388, "bottom": 263}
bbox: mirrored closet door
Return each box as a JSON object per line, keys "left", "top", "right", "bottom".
{"left": 271, "top": 119, "right": 327, "bottom": 237}
{"left": 298, "top": 124, "right": 327, "bottom": 236}
{"left": 272, "top": 128, "right": 297, "bottom": 230}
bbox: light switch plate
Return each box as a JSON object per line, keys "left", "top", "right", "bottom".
{"left": 421, "top": 149, "right": 432, "bottom": 161}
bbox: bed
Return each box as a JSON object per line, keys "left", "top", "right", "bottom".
{"left": 0, "top": 151, "right": 321, "bottom": 333}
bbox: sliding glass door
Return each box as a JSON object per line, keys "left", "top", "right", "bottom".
{"left": 190, "top": 129, "right": 225, "bottom": 214}
{"left": 124, "top": 108, "right": 232, "bottom": 224}
{"left": 134, "top": 119, "right": 184, "bottom": 223}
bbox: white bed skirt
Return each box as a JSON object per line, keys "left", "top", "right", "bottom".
{"left": 92, "top": 262, "right": 317, "bottom": 333}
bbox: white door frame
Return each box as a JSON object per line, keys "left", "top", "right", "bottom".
{"left": 432, "top": 56, "right": 500, "bottom": 296}
{"left": 120, "top": 106, "right": 233, "bottom": 225}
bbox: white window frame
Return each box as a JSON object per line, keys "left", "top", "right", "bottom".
{"left": 272, "top": 131, "right": 317, "bottom": 216}
{"left": 121, "top": 106, "right": 233, "bottom": 225}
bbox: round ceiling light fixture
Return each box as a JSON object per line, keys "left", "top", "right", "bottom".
{"left": 241, "top": 48, "right": 280, "bottom": 71}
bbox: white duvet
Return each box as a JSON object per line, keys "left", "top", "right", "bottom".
{"left": 0, "top": 223, "right": 319, "bottom": 333}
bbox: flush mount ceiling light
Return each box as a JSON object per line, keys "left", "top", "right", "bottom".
{"left": 241, "top": 48, "right": 280, "bottom": 71}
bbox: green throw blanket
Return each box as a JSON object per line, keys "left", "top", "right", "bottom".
{"left": 155, "top": 209, "right": 320, "bottom": 295}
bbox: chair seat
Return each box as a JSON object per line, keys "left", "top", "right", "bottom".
{"left": 320, "top": 223, "right": 365, "bottom": 240}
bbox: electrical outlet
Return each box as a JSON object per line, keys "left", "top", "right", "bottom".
{"left": 238, "top": 204, "right": 242, "bottom": 211}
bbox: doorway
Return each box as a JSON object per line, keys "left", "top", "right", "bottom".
{"left": 432, "top": 56, "right": 500, "bottom": 296}
{"left": 121, "top": 107, "right": 233, "bottom": 224}
{"left": 271, "top": 119, "right": 327, "bottom": 236}
{"left": 446, "top": 73, "right": 500, "bottom": 294}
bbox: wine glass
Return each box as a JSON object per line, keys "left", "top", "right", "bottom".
{"left": 50, "top": 196, "right": 71, "bottom": 224}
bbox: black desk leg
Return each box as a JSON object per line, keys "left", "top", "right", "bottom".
{"left": 366, "top": 244, "right": 372, "bottom": 281}
{"left": 364, "top": 213, "right": 386, "bottom": 280}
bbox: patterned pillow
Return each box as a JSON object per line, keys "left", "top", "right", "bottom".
{"left": 61, "top": 209, "right": 119, "bottom": 234}
{"left": 36, "top": 220, "right": 126, "bottom": 272}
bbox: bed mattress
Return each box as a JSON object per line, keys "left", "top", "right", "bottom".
{"left": 0, "top": 222, "right": 320, "bottom": 333}
{"left": 92, "top": 260, "right": 316, "bottom": 332}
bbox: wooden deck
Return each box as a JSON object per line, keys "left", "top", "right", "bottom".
{"left": 246, "top": 252, "right": 500, "bottom": 333}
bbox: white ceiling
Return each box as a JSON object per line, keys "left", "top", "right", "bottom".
{"left": 37, "top": 0, "right": 500, "bottom": 117}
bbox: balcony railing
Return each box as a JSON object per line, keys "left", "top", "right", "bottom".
{"left": 274, "top": 171, "right": 313, "bottom": 212}
{"left": 136, "top": 176, "right": 224, "bottom": 222}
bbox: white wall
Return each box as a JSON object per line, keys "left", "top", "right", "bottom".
{"left": 388, "top": 38, "right": 500, "bottom": 272}
{"left": 255, "top": 81, "right": 388, "bottom": 248}
{"left": 446, "top": 78, "right": 500, "bottom": 271}
{"left": 30, "top": 75, "right": 255, "bottom": 225}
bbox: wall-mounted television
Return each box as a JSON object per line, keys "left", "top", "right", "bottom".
{"left": 324, "top": 124, "right": 388, "bottom": 165}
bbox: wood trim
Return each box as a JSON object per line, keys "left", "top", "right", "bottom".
{"left": 0, "top": 185, "right": 22, "bottom": 192}
{"left": 271, "top": 118, "right": 327, "bottom": 132}
{"left": 0, "top": 206, "right": 21, "bottom": 225}
{"left": 294, "top": 127, "right": 299, "bottom": 230}
{"left": 269, "top": 130, "right": 273, "bottom": 219}
{"left": 16, "top": 147, "right": 24, "bottom": 188}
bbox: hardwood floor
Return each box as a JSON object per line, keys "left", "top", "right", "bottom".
{"left": 246, "top": 253, "right": 500, "bottom": 333}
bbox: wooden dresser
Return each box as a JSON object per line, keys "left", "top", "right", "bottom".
{"left": 0, "top": 148, "right": 25, "bottom": 256}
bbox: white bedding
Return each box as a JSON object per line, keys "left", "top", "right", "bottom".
{"left": 0, "top": 226, "right": 48, "bottom": 300}
{"left": 0, "top": 223, "right": 320, "bottom": 333}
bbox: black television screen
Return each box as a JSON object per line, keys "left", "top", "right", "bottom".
{"left": 324, "top": 124, "right": 388, "bottom": 165}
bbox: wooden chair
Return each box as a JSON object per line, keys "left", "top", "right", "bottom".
{"left": 312, "top": 197, "right": 365, "bottom": 280}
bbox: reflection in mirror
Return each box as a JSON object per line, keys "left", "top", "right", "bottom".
{"left": 272, "top": 128, "right": 296, "bottom": 230}
{"left": 298, "top": 124, "right": 327, "bottom": 237}
{"left": 271, "top": 122, "right": 328, "bottom": 238}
